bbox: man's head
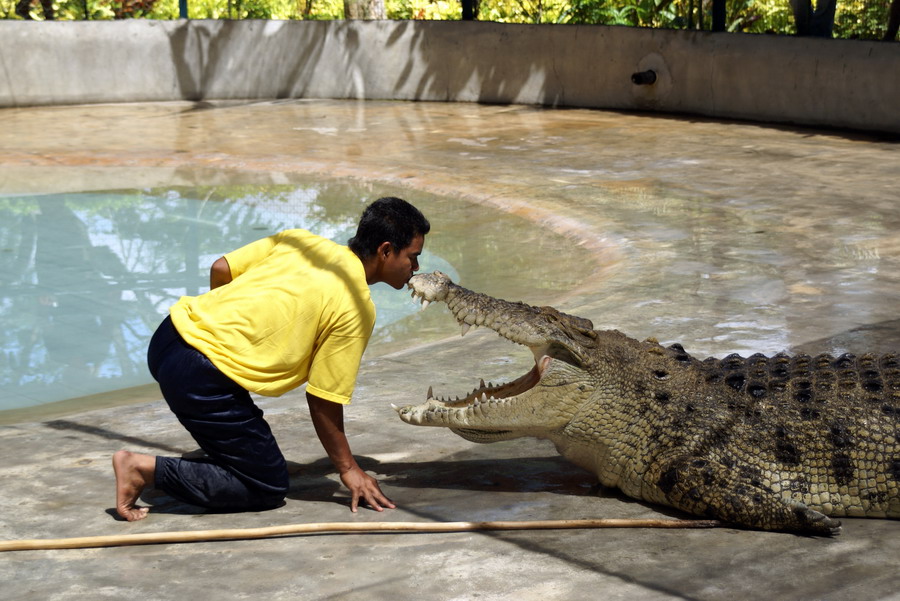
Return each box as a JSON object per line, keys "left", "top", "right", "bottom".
{"left": 349, "top": 197, "right": 431, "bottom": 289}
{"left": 349, "top": 197, "right": 430, "bottom": 258}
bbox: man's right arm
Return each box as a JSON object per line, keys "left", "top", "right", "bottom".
{"left": 210, "top": 257, "right": 233, "bottom": 289}
{"left": 306, "top": 392, "right": 395, "bottom": 513}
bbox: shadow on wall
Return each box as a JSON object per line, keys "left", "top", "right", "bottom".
{"left": 384, "top": 21, "right": 564, "bottom": 106}
{"left": 1, "top": 20, "right": 898, "bottom": 132}
{"left": 158, "top": 20, "right": 658, "bottom": 110}
{"left": 381, "top": 21, "right": 649, "bottom": 109}
{"left": 165, "top": 20, "right": 332, "bottom": 101}
{"left": 151, "top": 19, "right": 900, "bottom": 132}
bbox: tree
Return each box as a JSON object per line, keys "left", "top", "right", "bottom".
{"left": 789, "top": 0, "right": 837, "bottom": 36}
{"left": 344, "top": 0, "right": 385, "bottom": 18}
{"left": 887, "top": 0, "right": 900, "bottom": 40}
{"left": 15, "top": 0, "right": 54, "bottom": 19}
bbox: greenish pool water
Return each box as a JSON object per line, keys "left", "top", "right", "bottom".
{"left": 0, "top": 182, "right": 594, "bottom": 416}
{"left": 6, "top": 99, "right": 898, "bottom": 425}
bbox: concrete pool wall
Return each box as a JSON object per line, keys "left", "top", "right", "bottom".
{"left": 1, "top": 20, "right": 898, "bottom": 133}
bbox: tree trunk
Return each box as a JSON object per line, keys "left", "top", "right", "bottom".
{"left": 343, "top": 0, "right": 385, "bottom": 19}
{"left": 461, "top": 0, "right": 479, "bottom": 20}
{"left": 886, "top": 0, "right": 900, "bottom": 40}
{"left": 789, "top": 0, "right": 836, "bottom": 37}
{"left": 16, "top": 0, "right": 55, "bottom": 19}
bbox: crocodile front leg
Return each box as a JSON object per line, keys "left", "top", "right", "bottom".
{"left": 647, "top": 455, "right": 842, "bottom": 535}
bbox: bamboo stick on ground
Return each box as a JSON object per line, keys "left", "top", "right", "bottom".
{"left": 0, "top": 518, "right": 721, "bottom": 552}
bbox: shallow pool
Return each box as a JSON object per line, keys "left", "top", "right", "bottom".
{"left": 2, "top": 99, "right": 898, "bottom": 423}
{"left": 0, "top": 180, "right": 596, "bottom": 416}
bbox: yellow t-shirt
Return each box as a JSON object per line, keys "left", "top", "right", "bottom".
{"left": 169, "top": 229, "right": 376, "bottom": 404}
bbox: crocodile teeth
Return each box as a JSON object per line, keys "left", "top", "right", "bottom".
{"left": 427, "top": 385, "right": 434, "bottom": 400}
{"left": 410, "top": 290, "right": 430, "bottom": 309}
{"left": 461, "top": 323, "right": 471, "bottom": 337}
{"left": 480, "top": 378, "right": 486, "bottom": 389}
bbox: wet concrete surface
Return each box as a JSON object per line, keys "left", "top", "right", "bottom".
{"left": 1, "top": 100, "right": 899, "bottom": 600}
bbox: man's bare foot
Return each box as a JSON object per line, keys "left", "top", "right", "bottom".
{"left": 112, "top": 450, "right": 155, "bottom": 521}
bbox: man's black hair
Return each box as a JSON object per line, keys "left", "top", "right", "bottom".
{"left": 348, "top": 197, "right": 430, "bottom": 259}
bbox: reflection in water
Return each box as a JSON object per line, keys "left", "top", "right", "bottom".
{"left": 0, "top": 186, "right": 454, "bottom": 412}
{"left": 30, "top": 197, "right": 130, "bottom": 394}
{"left": 0, "top": 182, "right": 596, "bottom": 414}
{"left": 3, "top": 100, "right": 899, "bottom": 421}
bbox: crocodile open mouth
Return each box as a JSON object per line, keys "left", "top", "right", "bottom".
{"left": 400, "top": 277, "right": 569, "bottom": 412}
{"left": 420, "top": 354, "right": 553, "bottom": 409}
{"left": 395, "top": 271, "right": 589, "bottom": 432}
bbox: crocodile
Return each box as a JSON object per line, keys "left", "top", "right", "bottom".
{"left": 396, "top": 271, "right": 900, "bottom": 535}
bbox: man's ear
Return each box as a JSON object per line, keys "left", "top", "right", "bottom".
{"left": 376, "top": 241, "right": 392, "bottom": 259}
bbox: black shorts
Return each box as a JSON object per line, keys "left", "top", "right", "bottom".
{"left": 147, "top": 316, "right": 288, "bottom": 510}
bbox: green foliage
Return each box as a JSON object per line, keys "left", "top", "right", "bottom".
{"left": 1, "top": 0, "right": 894, "bottom": 39}
{"left": 834, "top": 0, "right": 892, "bottom": 38}
{"left": 477, "top": 0, "right": 566, "bottom": 23}
{"left": 558, "top": 0, "right": 798, "bottom": 30}
{"left": 386, "top": 0, "right": 460, "bottom": 19}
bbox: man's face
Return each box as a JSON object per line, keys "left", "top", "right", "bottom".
{"left": 382, "top": 234, "right": 425, "bottom": 289}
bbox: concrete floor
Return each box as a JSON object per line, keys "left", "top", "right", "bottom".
{"left": 1, "top": 100, "right": 899, "bottom": 600}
